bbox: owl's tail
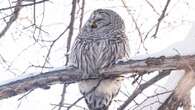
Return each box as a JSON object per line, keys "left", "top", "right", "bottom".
{"left": 79, "top": 78, "right": 122, "bottom": 110}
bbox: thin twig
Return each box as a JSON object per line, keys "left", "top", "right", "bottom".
{"left": 118, "top": 70, "right": 171, "bottom": 110}
{"left": 0, "top": 0, "right": 49, "bottom": 39}
{"left": 17, "top": 89, "right": 34, "bottom": 101}
{"left": 144, "top": 0, "right": 160, "bottom": 15}
{"left": 41, "top": 26, "right": 69, "bottom": 70}
{"left": 33, "top": 0, "right": 36, "bottom": 25}
{"left": 57, "top": 0, "right": 78, "bottom": 109}
{"left": 66, "top": 0, "right": 77, "bottom": 55}
{"left": 152, "top": 0, "right": 171, "bottom": 38}
{"left": 79, "top": 0, "right": 85, "bottom": 32}
{"left": 0, "top": 0, "right": 22, "bottom": 38}
{"left": 121, "top": 0, "right": 147, "bottom": 51}
{"left": 67, "top": 79, "right": 103, "bottom": 110}
{"left": 143, "top": 24, "right": 156, "bottom": 40}
{"left": 51, "top": 103, "right": 87, "bottom": 110}
{"left": 57, "top": 84, "right": 67, "bottom": 110}
{"left": 0, "top": 0, "right": 49, "bottom": 11}
{"left": 134, "top": 90, "right": 172, "bottom": 110}
{"left": 121, "top": 0, "right": 143, "bottom": 43}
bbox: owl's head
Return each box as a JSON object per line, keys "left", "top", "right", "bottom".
{"left": 83, "top": 9, "right": 125, "bottom": 34}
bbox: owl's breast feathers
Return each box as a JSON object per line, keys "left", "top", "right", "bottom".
{"left": 69, "top": 32, "right": 128, "bottom": 77}
{"left": 68, "top": 9, "right": 129, "bottom": 110}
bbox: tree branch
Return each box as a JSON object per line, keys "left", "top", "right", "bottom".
{"left": 158, "top": 70, "right": 195, "bottom": 110}
{"left": 66, "top": 0, "right": 77, "bottom": 54}
{"left": 57, "top": 0, "right": 78, "bottom": 109}
{"left": 0, "top": 0, "right": 49, "bottom": 11}
{"left": 121, "top": 0, "right": 146, "bottom": 50}
{"left": 0, "top": 55, "right": 195, "bottom": 100}
{"left": 152, "top": 0, "right": 171, "bottom": 38}
{"left": 118, "top": 70, "right": 171, "bottom": 110}
{"left": 0, "top": 0, "right": 22, "bottom": 39}
{"left": 79, "top": 0, "right": 85, "bottom": 32}
{"left": 0, "top": 0, "right": 49, "bottom": 39}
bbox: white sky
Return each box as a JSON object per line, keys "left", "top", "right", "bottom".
{"left": 0, "top": 0, "right": 195, "bottom": 110}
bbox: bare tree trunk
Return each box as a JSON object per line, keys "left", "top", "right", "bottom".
{"left": 158, "top": 70, "right": 195, "bottom": 110}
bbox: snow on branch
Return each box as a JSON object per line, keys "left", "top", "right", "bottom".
{"left": 0, "top": 55, "right": 195, "bottom": 100}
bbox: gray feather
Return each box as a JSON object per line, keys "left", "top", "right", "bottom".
{"left": 69, "top": 9, "right": 130, "bottom": 110}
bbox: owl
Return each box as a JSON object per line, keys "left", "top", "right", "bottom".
{"left": 69, "top": 9, "right": 129, "bottom": 110}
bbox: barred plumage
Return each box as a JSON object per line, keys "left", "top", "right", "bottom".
{"left": 69, "top": 9, "right": 129, "bottom": 110}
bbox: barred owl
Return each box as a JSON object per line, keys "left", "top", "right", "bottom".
{"left": 69, "top": 9, "right": 129, "bottom": 110}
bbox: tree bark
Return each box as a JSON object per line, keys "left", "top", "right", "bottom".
{"left": 0, "top": 55, "right": 195, "bottom": 100}
{"left": 158, "top": 70, "right": 195, "bottom": 110}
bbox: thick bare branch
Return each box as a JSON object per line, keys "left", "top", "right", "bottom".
{"left": 101, "top": 55, "right": 195, "bottom": 75}
{"left": 0, "top": 55, "right": 195, "bottom": 100}
{"left": 158, "top": 70, "right": 195, "bottom": 110}
{"left": 0, "top": 67, "right": 81, "bottom": 100}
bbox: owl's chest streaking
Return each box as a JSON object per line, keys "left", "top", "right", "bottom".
{"left": 69, "top": 34, "right": 128, "bottom": 77}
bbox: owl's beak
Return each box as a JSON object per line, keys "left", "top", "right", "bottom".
{"left": 90, "top": 21, "right": 97, "bottom": 28}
